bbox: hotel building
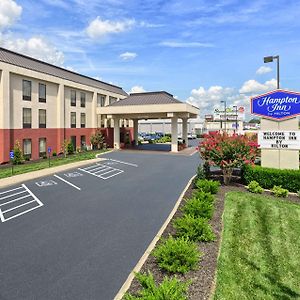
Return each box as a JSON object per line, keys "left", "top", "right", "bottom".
{"left": 0, "top": 47, "right": 199, "bottom": 164}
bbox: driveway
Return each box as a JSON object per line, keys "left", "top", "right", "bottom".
{"left": 0, "top": 150, "right": 200, "bottom": 300}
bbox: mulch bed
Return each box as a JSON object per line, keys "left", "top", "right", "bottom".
{"left": 125, "top": 173, "right": 300, "bottom": 299}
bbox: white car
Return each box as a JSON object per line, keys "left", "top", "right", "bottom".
{"left": 187, "top": 133, "right": 197, "bottom": 139}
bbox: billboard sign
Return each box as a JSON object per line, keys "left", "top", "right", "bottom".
{"left": 214, "top": 106, "right": 245, "bottom": 121}
{"left": 251, "top": 89, "right": 300, "bottom": 121}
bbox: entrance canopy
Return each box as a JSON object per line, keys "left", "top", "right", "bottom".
{"left": 98, "top": 91, "right": 200, "bottom": 152}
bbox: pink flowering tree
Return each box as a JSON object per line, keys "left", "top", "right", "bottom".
{"left": 199, "top": 133, "right": 259, "bottom": 185}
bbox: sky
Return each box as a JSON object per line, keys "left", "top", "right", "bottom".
{"left": 1, "top": 0, "right": 300, "bottom": 120}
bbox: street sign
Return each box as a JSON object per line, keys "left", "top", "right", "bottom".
{"left": 48, "top": 147, "right": 52, "bottom": 153}
{"left": 10, "top": 151, "right": 14, "bottom": 159}
{"left": 251, "top": 89, "right": 300, "bottom": 120}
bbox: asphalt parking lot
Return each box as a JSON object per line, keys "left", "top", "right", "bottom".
{"left": 0, "top": 150, "right": 200, "bottom": 300}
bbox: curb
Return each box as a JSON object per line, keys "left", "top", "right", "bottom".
{"left": 0, "top": 150, "right": 113, "bottom": 189}
{"left": 113, "top": 174, "right": 196, "bottom": 300}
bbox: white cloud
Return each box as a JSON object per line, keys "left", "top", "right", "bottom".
{"left": 239, "top": 78, "right": 277, "bottom": 94}
{"left": 86, "top": 17, "right": 135, "bottom": 39}
{"left": 129, "top": 85, "right": 146, "bottom": 94}
{"left": 160, "top": 41, "right": 214, "bottom": 48}
{"left": 120, "top": 52, "right": 137, "bottom": 61}
{"left": 139, "top": 21, "right": 164, "bottom": 28}
{"left": 256, "top": 65, "right": 272, "bottom": 75}
{"left": 186, "top": 86, "right": 234, "bottom": 110}
{"left": 187, "top": 78, "right": 279, "bottom": 120}
{"left": 0, "top": 0, "right": 22, "bottom": 30}
{"left": 0, "top": 35, "right": 65, "bottom": 66}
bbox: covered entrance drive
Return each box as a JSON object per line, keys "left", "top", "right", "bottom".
{"left": 99, "top": 92, "right": 199, "bottom": 152}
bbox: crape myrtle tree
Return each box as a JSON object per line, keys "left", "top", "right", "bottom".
{"left": 199, "top": 133, "right": 259, "bottom": 185}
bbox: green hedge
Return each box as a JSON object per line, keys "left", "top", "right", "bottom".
{"left": 242, "top": 165, "right": 300, "bottom": 192}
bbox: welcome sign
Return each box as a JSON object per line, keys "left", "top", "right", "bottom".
{"left": 251, "top": 89, "right": 300, "bottom": 120}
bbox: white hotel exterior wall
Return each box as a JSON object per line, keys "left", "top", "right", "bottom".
{"left": 0, "top": 60, "right": 128, "bottom": 163}
{"left": 10, "top": 73, "right": 59, "bottom": 128}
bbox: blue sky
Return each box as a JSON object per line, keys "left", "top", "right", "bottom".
{"left": 1, "top": 0, "right": 300, "bottom": 118}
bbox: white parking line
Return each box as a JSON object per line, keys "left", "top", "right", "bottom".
{"left": 0, "top": 184, "right": 43, "bottom": 222}
{"left": 53, "top": 175, "right": 81, "bottom": 191}
{"left": 0, "top": 194, "right": 31, "bottom": 207}
{"left": 78, "top": 164, "right": 124, "bottom": 180}
{"left": 0, "top": 186, "right": 23, "bottom": 195}
{"left": 100, "top": 170, "right": 124, "bottom": 180}
{"left": 108, "top": 159, "right": 138, "bottom": 167}
{"left": 2, "top": 199, "right": 36, "bottom": 214}
{"left": 0, "top": 190, "right": 26, "bottom": 201}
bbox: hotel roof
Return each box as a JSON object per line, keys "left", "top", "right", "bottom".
{"left": 0, "top": 47, "right": 127, "bottom": 96}
{"left": 109, "top": 91, "right": 182, "bottom": 106}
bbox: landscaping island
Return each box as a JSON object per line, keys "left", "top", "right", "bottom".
{"left": 122, "top": 133, "right": 300, "bottom": 300}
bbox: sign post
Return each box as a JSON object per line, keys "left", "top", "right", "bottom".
{"left": 48, "top": 147, "right": 52, "bottom": 168}
{"left": 251, "top": 89, "right": 300, "bottom": 170}
{"left": 10, "top": 150, "right": 14, "bottom": 175}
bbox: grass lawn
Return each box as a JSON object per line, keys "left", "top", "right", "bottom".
{"left": 0, "top": 149, "right": 108, "bottom": 179}
{"left": 214, "top": 191, "right": 300, "bottom": 300}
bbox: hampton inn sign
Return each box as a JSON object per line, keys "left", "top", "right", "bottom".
{"left": 251, "top": 89, "right": 300, "bottom": 170}
{"left": 251, "top": 89, "right": 300, "bottom": 120}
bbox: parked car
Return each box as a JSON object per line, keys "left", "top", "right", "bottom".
{"left": 187, "top": 133, "right": 197, "bottom": 139}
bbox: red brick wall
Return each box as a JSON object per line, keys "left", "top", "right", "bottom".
{"left": 0, "top": 127, "right": 134, "bottom": 163}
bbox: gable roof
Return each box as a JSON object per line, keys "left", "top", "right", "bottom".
{"left": 0, "top": 47, "right": 127, "bottom": 96}
{"left": 109, "top": 91, "right": 182, "bottom": 106}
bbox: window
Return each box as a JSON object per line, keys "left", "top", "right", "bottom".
{"left": 81, "top": 113, "right": 86, "bottom": 128}
{"left": 81, "top": 135, "right": 86, "bottom": 149}
{"left": 71, "top": 112, "right": 76, "bottom": 128}
{"left": 23, "top": 80, "right": 31, "bottom": 101}
{"left": 39, "top": 138, "right": 46, "bottom": 157}
{"left": 39, "top": 83, "right": 46, "bottom": 102}
{"left": 71, "top": 90, "right": 76, "bottom": 106}
{"left": 23, "top": 139, "right": 32, "bottom": 159}
{"left": 109, "top": 96, "right": 117, "bottom": 105}
{"left": 39, "top": 109, "right": 46, "bottom": 128}
{"left": 80, "top": 92, "right": 86, "bottom": 108}
{"left": 97, "top": 94, "right": 106, "bottom": 107}
{"left": 23, "top": 108, "right": 31, "bottom": 128}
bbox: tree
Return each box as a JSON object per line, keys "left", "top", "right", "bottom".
{"left": 199, "top": 133, "right": 259, "bottom": 185}
{"left": 61, "top": 139, "right": 69, "bottom": 158}
{"left": 90, "top": 129, "right": 105, "bottom": 149}
{"left": 12, "top": 140, "right": 24, "bottom": 165}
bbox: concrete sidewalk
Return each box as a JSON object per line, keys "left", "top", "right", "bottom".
{"left": 0, "top": 157, "right": 106, "bottom": 189}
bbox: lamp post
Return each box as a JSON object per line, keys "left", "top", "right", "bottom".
{"left": 220, "top": 100, "right": 227, "bottom": 132}
{"left": 264, "top": 55, "right": 280, "bottom": 89}
{"left": 233, "top": 105, "right": 238, "bottom": 133}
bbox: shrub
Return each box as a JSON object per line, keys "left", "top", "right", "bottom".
{"left": 298, "top": 191, "right": 300, "bottom": 198}
{"left": 199, "top": 133, "right": 259, "bottom": 184}
{"left": 192, "top": 191, "right": 215, "bottom": 205}
{"left": 67, "top": 142, "right": 74, "bottom": 155}
{"left": 196, "top": 164, "right": 206, "bottom": 180}
{"left": 247, "top": 180, "right": 264, "bottom": 194}
{"left": 271, "top": 185, "right": 289, "bottom": 198}
{"left": 124, "top": 272, "right": 190, "bottom": 300}
{"left": 156, "top": 136, "right": 172, "bottom": 143}
{"left": 52, "top": 151, "right": 57, "bottom": 157}
{"left": 12, "top": 140, "right": 24, "bottom": 165}
{"left": 174, "top": 214, "right": 215, "bottom": 242}
{"left": 196, "top": 179, "right": 220, "bottom": 194}
{"left": 242, "top": 164, "right": 300, "bottom": 193}
{"left": 182, "top": 197, "right": 214, "bottom": 219}
{"left": 153, "top": 236, "right": 200, "bottom": 274}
